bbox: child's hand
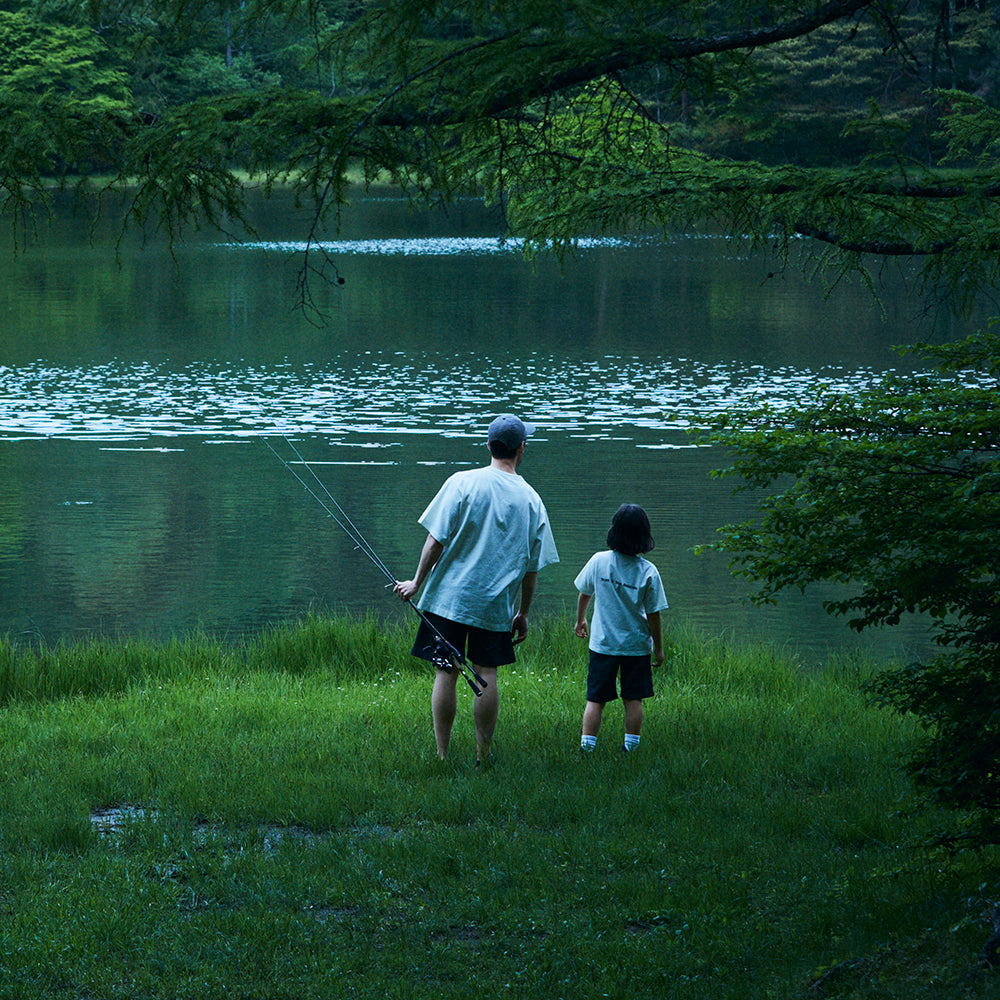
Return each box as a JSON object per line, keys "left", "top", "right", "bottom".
{"left": 652, "top": 647, "right": 665, "bottom": 667}
{"left": 574, "top": 620, "right": 589, "bottom": 639}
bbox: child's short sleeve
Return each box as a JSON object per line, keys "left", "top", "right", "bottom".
{"left": 574, "top": 554, "right": 598, "bottom": 595}
{"left": 642, "top": 566, "right": 669, "bottom": 613}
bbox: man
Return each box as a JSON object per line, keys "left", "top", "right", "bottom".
{"left": 394, "top": 414, "right": 559, "bottom": 764}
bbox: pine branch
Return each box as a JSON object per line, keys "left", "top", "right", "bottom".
{"left": 793, "top": 222, "right": 962, "bottom": 256}
{"left": 344, "top": 0, "right": 880, "bottom": 128}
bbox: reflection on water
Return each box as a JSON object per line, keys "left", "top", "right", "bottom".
{"left": 0, "top": 190, "right": 984, "bottom": 662}
{"left": 0, "top": 355, "right": 891, "bottom": 442}
{"left": 242, "top": 235, "right": 632, "bottom": 255}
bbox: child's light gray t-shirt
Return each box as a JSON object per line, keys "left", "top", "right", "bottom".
{"left": 574, "top": 549, "right": 669, "bottom": 656}
{"left": 417, "top": 466, "right": 559, "bottom": 632}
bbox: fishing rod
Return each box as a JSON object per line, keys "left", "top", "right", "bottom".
{"left": 263, "top": 436, "right": 487, "bottom": 697}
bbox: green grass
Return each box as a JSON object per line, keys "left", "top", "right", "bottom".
{"left": 0, "top": 615, "right": 996, "bottom": 999}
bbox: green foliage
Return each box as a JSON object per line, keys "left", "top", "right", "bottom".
{"left": 0, "top": 9, "right": 130, "bottom": 104}
{"left": 1, "top": 0, "right": 999, "bottom": 308}
{"left": 704, "top": 327, "right": 1000, "bottom": 847}
{"left": 0, "top": 7, "right": 132, "bottom": 236}
{"left": 697, "top": 5, "right": 1000, "bottom": 166}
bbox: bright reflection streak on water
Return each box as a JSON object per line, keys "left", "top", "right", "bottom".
{"left": 0, "top": 356, "right": 894, "bottom": 443}
{"left": 239, "top": 236, "right": 633, "bottom": 255}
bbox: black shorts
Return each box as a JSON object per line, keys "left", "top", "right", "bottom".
{"left": 411, "top": 611, "right": 516, "bottom": 669}
{"left": 586, "top": 651, "right": 654, "bottom": 703}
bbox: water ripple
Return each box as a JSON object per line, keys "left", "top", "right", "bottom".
{"left": 0, "top": 356, "right": 894, "bottom": 444}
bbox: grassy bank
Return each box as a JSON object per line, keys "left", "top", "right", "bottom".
{"left": 0, "top": 616, "right": 996, "bottom": 998}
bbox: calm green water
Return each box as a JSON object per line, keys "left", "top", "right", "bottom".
{"left": 0, "top": 188, "right": 984, "bottom": 661}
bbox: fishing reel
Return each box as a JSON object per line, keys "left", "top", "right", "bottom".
{"left": 429, "top": 635, "right": 486, "bottom": 697}
{"left": 430, "top": 636, "right": 457, "bottom": 674}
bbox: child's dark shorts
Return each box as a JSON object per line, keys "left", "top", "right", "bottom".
{"left": 412, "top": 611, "right": 516, "bottom": 668}
{"left": 586, "top": 651, "right": 655, "bottom": 703}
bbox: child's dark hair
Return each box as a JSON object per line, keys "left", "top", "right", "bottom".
{"left": 607, "top": 504, "right": 655, "bottom": 556}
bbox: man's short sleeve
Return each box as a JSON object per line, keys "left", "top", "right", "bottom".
{"left": 418, "top": 475, "right": 464, "bottom": 543}
{"left": 527, "top": 500, "right": 559, "bottom": 573}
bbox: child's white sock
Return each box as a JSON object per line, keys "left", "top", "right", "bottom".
{"left": 580, "top": 735, "right": 597, "bottom": 752}
{"left": 623, "top": 734, "right": 641, "bottom": 752}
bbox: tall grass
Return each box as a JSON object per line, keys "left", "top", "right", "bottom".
{"left": 0, "top": 615, "right": 996, "bottom": 999}
{"left": 0, "top": 613, "right": 411, "bottom": 705}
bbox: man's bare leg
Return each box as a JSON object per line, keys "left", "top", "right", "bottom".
{"left": 472, "top": 665, "right": 499, "bottom": 764}
{"left": 431, "top": 668, "right": 459, "bottom": 759}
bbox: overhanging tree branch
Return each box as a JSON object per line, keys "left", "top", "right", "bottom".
{"left": 793, "top": 222, "right": 961, "bottom": 255}
{"left": 347, "top": 0, "right": 881, "bottom": 127}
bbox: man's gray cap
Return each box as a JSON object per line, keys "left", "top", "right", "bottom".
{"left": 488, "top": 414, "right": 535, "bottom": 450}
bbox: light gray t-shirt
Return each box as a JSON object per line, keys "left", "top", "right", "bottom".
{"left": 574, "top": 549, "right": 669, "bottom": 656}
{"left": 416, "top": 465, "right": 559, "bottom": 632}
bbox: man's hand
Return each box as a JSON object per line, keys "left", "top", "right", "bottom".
{"left": 511, "top": 612, "right": 529, "bottom": 645}
{"left": 394, "top": 535, "right": 443, "bottom": 603}
{"left": 574, "top": 620, "right": 589, "bottom": 639}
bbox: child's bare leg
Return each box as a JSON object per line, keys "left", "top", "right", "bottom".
{"left": 581, "top": 700, "right": 604, "bottom": 751}
{"left": 623, "top": 699, "right": 644, "bottom": 752}
{"left": 623, "top": 699, "right": 643, "bottom": 735}
{"left": 582, "top": 700, "right": 604, "bottom": 737}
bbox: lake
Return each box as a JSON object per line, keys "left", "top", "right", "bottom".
{"left": 0, "top": 187, "right": 986, "bottom": 663}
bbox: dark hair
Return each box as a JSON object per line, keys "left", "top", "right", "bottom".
{"left": 488, "top": 439, "right": 520, "bottom": 460}
{"left": 606, "top": 504, "right": 654, "bottom": 556}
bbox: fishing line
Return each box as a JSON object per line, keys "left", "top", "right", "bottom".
{"left": 263, "top": 436, "right": 486, "bottom": 697}
{"left": 267, "top": 436, "right": 398, "bottom": 587}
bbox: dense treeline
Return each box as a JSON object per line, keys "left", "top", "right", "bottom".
{"left": 2, "top": 0, "right": 997, "bottom": 171}
{"left": 5, "top": 0, "right": 1000, "bottom": 308}
{"left": 700, "top": 0, "right": 1000, "bottom": 166}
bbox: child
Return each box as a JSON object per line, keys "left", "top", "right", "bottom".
{"left": 574, "top": 504, "right": 668, "bottom": 754}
